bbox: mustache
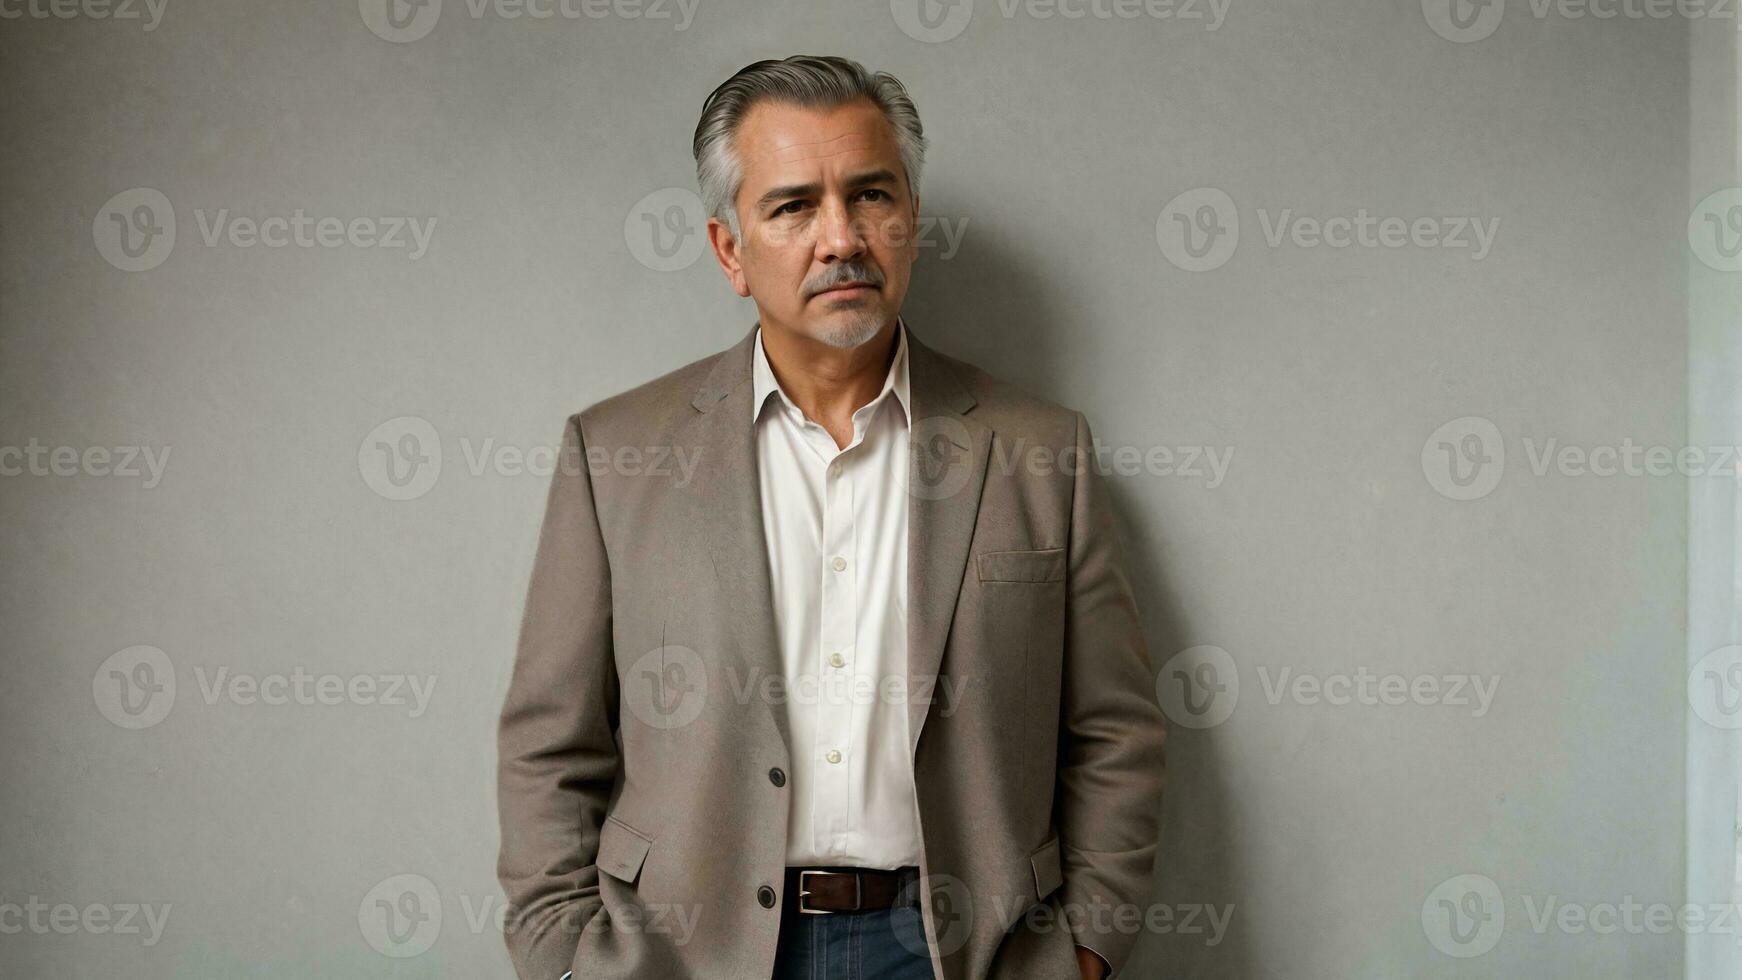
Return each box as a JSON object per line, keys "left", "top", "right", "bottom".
{"left": 809, "top": 268, "right": 884, "bottom": 295}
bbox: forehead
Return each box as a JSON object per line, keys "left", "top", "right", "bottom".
{"left": 734, "top": 98, "right": 902, "bottom": 181}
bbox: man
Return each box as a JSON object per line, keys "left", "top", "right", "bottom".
{"left": 497, "top": 55, "right": 1166, "bottom": 980}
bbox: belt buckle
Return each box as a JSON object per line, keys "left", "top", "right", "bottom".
{"left": 797, "top": 870, "right": 860, "bottom": 915}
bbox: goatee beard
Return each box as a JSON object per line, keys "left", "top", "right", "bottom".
{"left": 816, "top": 311, "right": 887, "bottom": 350}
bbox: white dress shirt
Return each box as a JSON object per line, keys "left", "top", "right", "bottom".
{"left": 752, "top": 316, "right": 923, "bottom": 869}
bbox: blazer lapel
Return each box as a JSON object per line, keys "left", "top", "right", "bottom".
{"left": 684, "top": 325, "right": 790, "bottom": 754}
{"left": 681, "top": 320, "right": 993, "bottom": 764}
{"left": 901, "top": 327, "right": 992, "bottom": 759}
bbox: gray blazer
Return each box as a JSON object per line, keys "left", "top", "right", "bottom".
{"left": 496, "top": 322, "right": 1167, "bottom": 979}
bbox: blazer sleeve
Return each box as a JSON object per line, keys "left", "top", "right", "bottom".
{"left": 1055, "top": 410, "right": 1169, "bottom": 973}
{"left": 496, "top": 412, "right": 621, "bottom": 980}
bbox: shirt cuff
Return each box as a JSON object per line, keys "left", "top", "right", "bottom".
{"left": 1076, "top": 943, "right": 1113, "bottom": 978}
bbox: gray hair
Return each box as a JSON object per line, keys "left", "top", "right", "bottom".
{"left": 692, "top": 55, "right": 927, "bottom": 241}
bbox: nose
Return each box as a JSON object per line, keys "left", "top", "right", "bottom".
{"left": 816, "top": 195, "right": 868, "bottom": 263}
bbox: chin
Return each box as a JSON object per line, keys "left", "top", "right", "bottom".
{"left": 812, "top": 309, "right": 887, "bottom": 350}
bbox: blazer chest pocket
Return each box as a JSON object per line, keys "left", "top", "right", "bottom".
{"left": 977, "top": 548, "right": 1065, "bottom": 584}
{"left": 597, "top": 814, "right": 653, "bottom": 885}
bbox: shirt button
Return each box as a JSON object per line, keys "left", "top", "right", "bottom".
{"left": 825, "top": 749, "right": 842, "bottom": 764}
{"left": 831, "top": 556, "right": 847, "bottom": 572}
{"left": 828, "top": 652, "right": 845, "bottom": 669}
{"left": 758, "top": 885, "right": 777, "bottom": 909}
{"left": 768, "top": 767, "right": 786, "bottom": 788}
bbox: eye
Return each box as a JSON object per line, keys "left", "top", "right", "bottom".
{"left": 773, "top": 201, "right": 806, "bottom": 217}
{"left": 858, "top": 189, "right": 890, "bottom": 203}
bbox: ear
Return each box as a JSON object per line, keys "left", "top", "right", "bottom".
{"left": 907, "top": 190, "right": 923, "bottom": 261}
{"left": 707, "top": 216, "right": 751, "bottom": 298}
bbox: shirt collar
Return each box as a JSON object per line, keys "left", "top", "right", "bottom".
{"left": 752, "top": 316, "right": 911, "bottom": 430}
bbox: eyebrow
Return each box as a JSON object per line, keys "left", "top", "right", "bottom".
{"left": 752, "top": 168, "right": 901, "bottom": 213}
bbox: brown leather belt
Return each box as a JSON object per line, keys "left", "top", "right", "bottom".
{"left": 783, "top": 866, "right": 921, "bottom": 915}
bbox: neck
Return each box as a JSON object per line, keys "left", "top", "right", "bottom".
{"left": 759, "top": 316, "right": 899, "bottom": 427}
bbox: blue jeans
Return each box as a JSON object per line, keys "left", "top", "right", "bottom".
{"left": 771, "top": 893, "right": 936, "bottom": 980}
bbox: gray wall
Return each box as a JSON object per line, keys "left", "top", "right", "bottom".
{"left": 0, "top": 1, "right": 1702, "bottom": 977}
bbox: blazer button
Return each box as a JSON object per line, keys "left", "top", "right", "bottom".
{"left": 768, "top": 767, "right": 786, "bottom": 787}
{"left": 757, "top": 885, "right": 777, "bottom": 909}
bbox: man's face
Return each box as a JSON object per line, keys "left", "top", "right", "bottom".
{"left": 708, "top": 97, "right": 919, "bottom": 350}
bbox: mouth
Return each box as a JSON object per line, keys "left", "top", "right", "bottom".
{"left": 815, "top": 282, "right": 877, "bottom": 298}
